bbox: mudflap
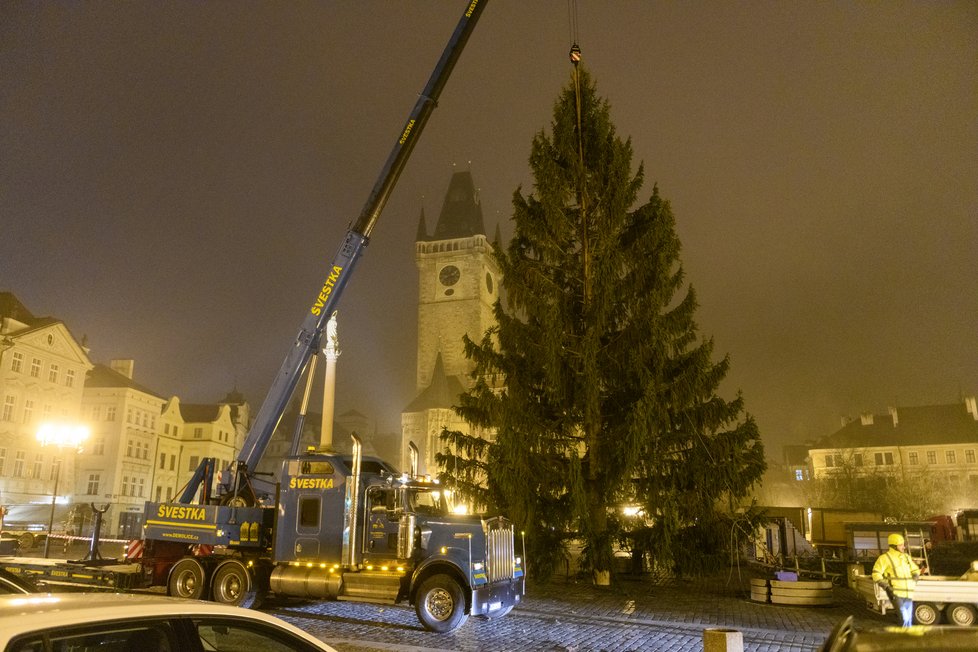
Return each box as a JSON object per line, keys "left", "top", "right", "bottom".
{"left": 470, "top": 576, "right": 525, "bottom": 616}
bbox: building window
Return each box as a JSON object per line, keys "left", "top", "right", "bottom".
{"left": 48, "top": 364, "right": 59, "bottom": 383}
{"left": 22, "top": 400, "right": 33, "bottom": 424}
{"left": 169, "top": 456, "right": 175, "bottom": 471}
{"left": 138, "top": 478, "right": 145, "bottom": 497}
{"left": 909, "top": 452, "right": 919, "bottom": 465}
{"left": 946, "top": 451, "right": 956, "bottom": 464}
{"left": 194, "top": 427, "right": 203, "bottom": 439}
{"left": 85, "top": 474, "right": 99, "bottom": 495}
{"left": 127, "top": 408, "right": 133, "bottom": 424}
{"left": 159, "top": 453, "right": 166, "bottom": 469}
{"left": 126, "top": 440, "right": 133, "bottom": 457}
{"left": 795, "top": 469, "right": 805, "bottom": 481}
{"left": 164, "top": 423, "right": 170, "bottom": 435}
{"left": 166, "top": 487, "right": 173, "bottom": 501}
{"left": 31, "top": 454, "right": 42, "bottom": 479}
{"left": 825, "top": 455, "right": 835, "bottom": 468}
{"left": 0, "top": 448, "right": 6, "bottom": 476}
{"left": 853, "top": 453, "right": 863, "bottom": 467}
{"left": 189, "top": 456, "right": 199, "bottom": 472}
{"left": 926, "top": 451, "right": 937, "bottom": 464}
{"left": 65, "top": 368, "right": 75, "bottom": 387}
{"left": 874, "top": 452, "right": 894, "bottom": 465}
{"left": 967, "top": 450, "right": 976, "bottom": 464}
{"left": 107, "top": 407, "right": 116, "bottom": 422}
{"left": 155, "top": 486, "right": 162, "bottom": 502}
{"left": 30, "top": 358, "right": 40, "bottom": 378}
{"left": 51, "top": 458, "right": 61, "bottom": 481}
{"left": 1, "top": 396, "right": 13, "bottom": 422}
{"left": 93, "top": 439, "right": 104, "bottom": 455}
{"left": 142, "top": 413, "right": 148, "bottom": 428}
{"left": 11, "top": 352, "right": 23, "bottom": 373}
{"left": 13, "top": 451, "right": 25, "bottom": 477}
{"left": 173, "top": 426, "right": 178, "bottom": 437}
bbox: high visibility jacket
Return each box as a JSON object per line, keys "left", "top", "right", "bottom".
{"left": 872, "top": 549, "right": 921, "bottom": 598}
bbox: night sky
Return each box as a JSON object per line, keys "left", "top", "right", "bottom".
{"left": 2, "top": 2, "right": 975, "bottom": 458}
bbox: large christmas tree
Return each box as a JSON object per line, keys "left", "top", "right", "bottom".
{"left": 440, "top": 67, "right": 765, "bottom": 583}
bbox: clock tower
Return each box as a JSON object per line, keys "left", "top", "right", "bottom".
{"left": 413, "top": 169, "right": 499, "bottom": 392}
{"left": 401, "top": 169, "right": 501, "bottom": 473}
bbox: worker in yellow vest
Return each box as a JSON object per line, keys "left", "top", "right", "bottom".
{"left": 872, "top": 533, "right": 922, "bottom": 627}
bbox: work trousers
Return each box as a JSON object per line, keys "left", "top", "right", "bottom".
{"left": 892, "top": 595, "right": 913, "bottom": 627}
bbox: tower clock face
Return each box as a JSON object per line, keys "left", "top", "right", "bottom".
{"left": 439, "top": 265, "right": 460, "bottom": 286}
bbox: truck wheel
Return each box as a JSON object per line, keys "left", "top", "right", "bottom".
{"left": 947, "top": 603, "right": 977, "bottom": 627}
{"left": 212, "top": 559, "right": 257, "bottom": 608}
{"left": 415, "top": 574, "right": 468, "bottom": 633}
{"left": 168, "top": 557, "right": 207, "bottom": 600}
{"left": 913, "top": 602, "right": 942, "bottom": 626}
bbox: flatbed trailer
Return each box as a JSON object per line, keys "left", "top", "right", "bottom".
{"left": 0, "top": 556, "right": 146, "bottom": 592}
{"left": 855, "top": 563, "right": 978, "bottom": 627}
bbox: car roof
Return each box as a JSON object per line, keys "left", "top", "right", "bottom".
{"left": 0, "top": 593, "right": 337, "bottom": 650}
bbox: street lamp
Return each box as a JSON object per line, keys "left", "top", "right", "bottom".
{"left": 36, "top": 422, "right": 89, "bottom": 558}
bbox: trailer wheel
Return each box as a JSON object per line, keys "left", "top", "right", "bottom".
{"left": 212, "top": 559, "right": 257, "bottom": 608}
{"left": 913, "top": 602, "right": 942, "bottom": 626}
{"left": 947, "top": 603, "right": 977, "bottom": 627}
{"left": 415, "top": 574, "right": 467, "bottom": 633}
{"left": 168, "top": 557, "right": 207, "bottom": 600}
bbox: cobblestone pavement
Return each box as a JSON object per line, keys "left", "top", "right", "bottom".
{"left": 264, "top": 567, "right": 894, "bottom": 652}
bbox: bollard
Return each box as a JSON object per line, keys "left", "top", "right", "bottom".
{"left": 704, "top": 628, "right": 744, "bottom": 652}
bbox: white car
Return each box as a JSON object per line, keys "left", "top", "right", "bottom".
{"left": 0, "top": 592, "right": 339, "bottom": 652}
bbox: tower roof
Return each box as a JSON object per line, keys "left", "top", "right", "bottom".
{"left": 431, "top": 170, "right": 485, "bottom": 240}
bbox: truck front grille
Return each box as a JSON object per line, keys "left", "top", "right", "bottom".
{"left": 485, "top": 517, "right": 515, "bottom": 582}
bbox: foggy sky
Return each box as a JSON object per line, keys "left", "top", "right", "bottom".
{"left": 2, "top": 1, "right": 976, "bottom": 458}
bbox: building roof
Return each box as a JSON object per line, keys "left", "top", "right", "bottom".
{"left": 0, "top": 292, "right": 36, "bottom": 323}
{"left": 813, "top": 399, "right": 978, "bottom": 449}
{"left": 85, "top": 363, "right": 163, "bottom": 399}
{"left": 179, "top": 403, "right": 228, "bottom": 424}
{"left": 421, "top": 170, "right": 485, "bottom": 241}
{"left": 403, "top": 353, "right": 466, "bottom": 413}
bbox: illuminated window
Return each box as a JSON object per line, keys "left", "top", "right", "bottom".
{"left": 794, "top": 469, "right": 804, "bottom": 481}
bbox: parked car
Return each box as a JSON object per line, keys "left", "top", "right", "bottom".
{"left": 0, "top": 593, "right": 339, "bottom": 651}
{"left": 820, "top": 615, "right": 978, "bottom": 651}
{"left": 0, "top": 569, "right": 35, "bottom": 595}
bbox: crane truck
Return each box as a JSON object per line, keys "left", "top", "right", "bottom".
{"left": 0, "top": 0, "right": 525, "bottom": 633}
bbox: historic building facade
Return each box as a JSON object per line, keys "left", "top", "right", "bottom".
{"left": 0, "top": 292, "right": 93, "bottom": 528}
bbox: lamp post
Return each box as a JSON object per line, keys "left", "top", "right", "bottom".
{"left": 36, "top": 422, "right": 89, "bottom": 558}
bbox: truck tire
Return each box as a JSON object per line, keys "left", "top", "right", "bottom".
{"left": 212, "top": 559, "right": 258, "bottom": 608}
{"left": 415, "top": 574, "right": 468, "bottom": 633}
{"left": 913, "top": 602, "right": 942, "bottom": 626}
{"left": 168, "top": 557, "right": 207, "bottom": 600}
{"left": 946, "top": 603, "right": 977, "bottom": 627}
